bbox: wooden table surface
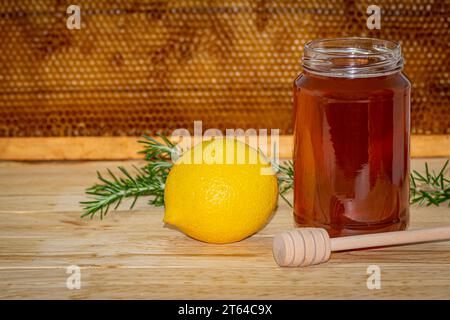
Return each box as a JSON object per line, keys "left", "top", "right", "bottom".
{"left": 0, "top": 158, "right": 449, "bottom": 299}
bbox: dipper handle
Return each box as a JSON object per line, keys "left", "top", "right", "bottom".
{"left": 330, "top": 226, "right": 450, "bottom": 252}
{"left": 273, "top": 226, "right": 450, "bottom": 267}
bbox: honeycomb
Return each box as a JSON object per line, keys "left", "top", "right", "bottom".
{"left": 0, "top": 0, "right": 448, "bottom": 137}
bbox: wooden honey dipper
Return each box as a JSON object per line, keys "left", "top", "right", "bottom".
{"left": 273, "top": 227, "right": 450, "bottom": 267}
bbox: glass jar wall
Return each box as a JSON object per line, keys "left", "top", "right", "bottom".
{"left": 293, "top": 38, "right": 411, "bottom": 237}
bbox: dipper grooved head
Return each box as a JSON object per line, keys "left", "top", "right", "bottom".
{"left": 272, "top": 228, "right": 331, "bottom": 267}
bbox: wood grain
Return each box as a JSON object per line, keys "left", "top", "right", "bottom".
{"left": 1, "top": 135, "right": 449, "bottom": 160}
{"left": 0, "top": 158, "right": 449, "bottom": 299}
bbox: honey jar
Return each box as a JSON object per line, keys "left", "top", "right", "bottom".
{"left": 293, "top": 38, "right": 411, "bottom": 237}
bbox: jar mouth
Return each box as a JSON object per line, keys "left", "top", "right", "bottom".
{"left": 302, "top": 37, "right": 403, "bottom": 78}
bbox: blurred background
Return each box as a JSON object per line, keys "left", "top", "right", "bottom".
{"left": 0, "top": 0, "right": 448, "bottom": 158}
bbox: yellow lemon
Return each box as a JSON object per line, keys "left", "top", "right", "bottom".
{"left": 163, "top": 138, "right": 278, "bottom": 244}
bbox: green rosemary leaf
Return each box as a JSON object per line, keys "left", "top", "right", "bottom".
{"left": 80, "top": 134, "right": 177, "bottom": 219}
{"left": 130, "top": 195, "right": 139, "bottom": 210}
{"left": 412, "top": 170, "right": 427, "bottom": 183}
{"left": 279, "top": 192, "right": 293, "bottom": 208}
{"left": 425, "top": 163, "right": 430, "bottom": 182}
{"left": 107, "top": 168, "right": 121, "bottom": 185}
{"left": 410, "top": 173, "right": 417, "bottom": 188}
{"left": 114, "top": 197, "right": 122, "bottom": 210}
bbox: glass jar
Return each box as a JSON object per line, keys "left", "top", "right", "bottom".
{"left": 293, "top": 38, "right": 410, "bottom": 237}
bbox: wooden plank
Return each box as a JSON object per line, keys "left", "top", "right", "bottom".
{"left": 0, "top": 158, "right": 450, "bottom": 299}
{"left": 1, "top": 204, "right": 450, "bottom": 299}
{"left": 1, "top": 135, "right": 449, "bottom": 160}
{"left": 411, "top": 135, "right": 450, "bottom": 158}
{"left": 1, "top": 204, "right": 449, "bottom": 267}
{"left": 0, "top": 136, "right": 293, "bottom": 160}
{"left": 0, "top": 137, "right": 143, "bottom": 161}
{"left": 2, "top": 264, "right": 450, "bottom": 299}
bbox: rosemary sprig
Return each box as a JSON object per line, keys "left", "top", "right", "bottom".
{"left": 80, "top": 165, "right": 166, "bottom": 219}
{"left": 80, "top": 134, "right": 176, "bottom": 219}
{"left": 275, "top": 160, "right": 294, "bottom": 208}
{"left": 138, "top": 134, "right": 179, "bottom": 164}
{"left": 410, "top": 159, "right": 450, "bottom": 207}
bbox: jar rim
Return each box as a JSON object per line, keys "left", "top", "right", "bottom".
{"left": 302, "top": 37, "right": 403, "bottom": 78}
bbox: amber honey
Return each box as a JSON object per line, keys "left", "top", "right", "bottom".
{"left": 293, "top": 38, "right": 411, "bottom": 237}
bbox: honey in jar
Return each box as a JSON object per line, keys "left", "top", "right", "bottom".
{"left": 293, "top": 38, "right": 411, "bottom": 237}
